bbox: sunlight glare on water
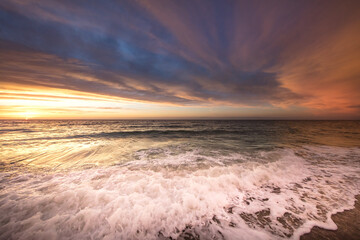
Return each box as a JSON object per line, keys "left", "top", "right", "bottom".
{"left": 0, "top": 120, "right": 359, "bottom": 239}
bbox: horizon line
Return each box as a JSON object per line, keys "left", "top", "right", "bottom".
{"left": 1, "top": 118, "right": 359, "bottom": 121}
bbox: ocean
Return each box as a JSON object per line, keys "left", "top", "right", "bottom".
{"left": 0, "top": 120, "right": 359, "bottom": 239}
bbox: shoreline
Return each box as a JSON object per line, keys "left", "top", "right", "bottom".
{"left": 300, "top": 195, "right": 360, "bottom": 240}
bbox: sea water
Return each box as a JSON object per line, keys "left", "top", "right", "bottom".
{"left": 0, "top": 120, "right": 359, "bottom": 239}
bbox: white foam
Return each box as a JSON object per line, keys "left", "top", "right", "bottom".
{"left": 0, "top": 148, "right": 359, "bottom": 240}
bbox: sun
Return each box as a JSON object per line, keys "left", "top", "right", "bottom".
{"left": 23, "top": 111, "right": 37, "bottom": 120}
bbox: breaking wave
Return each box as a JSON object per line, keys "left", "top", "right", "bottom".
{"left": 0, "top": 148, "right": 359, "bottom": 240}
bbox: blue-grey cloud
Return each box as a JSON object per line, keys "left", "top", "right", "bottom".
{"left": 0, "top": 0, "right": 359, "bottom": 113}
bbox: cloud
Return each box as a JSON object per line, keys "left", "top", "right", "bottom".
{"left": 0, "top": 0, "right": 359, "bottom": 118}
{"left": 0, "top": 40, "right": 300, "bottom": 107}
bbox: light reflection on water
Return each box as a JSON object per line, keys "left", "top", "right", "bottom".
{"left": 0, "top": 120, "right": 359, "bottom": 239}
{"left": 0, "top": 120, "right": 359, "bottom": 172}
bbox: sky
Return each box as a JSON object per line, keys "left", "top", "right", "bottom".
{"left": 0, "top": 0, "right": 359, "bottom": 119}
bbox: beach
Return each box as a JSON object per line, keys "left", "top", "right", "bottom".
{"left": 301, "top": 195, "right": 360, "bottom": 240}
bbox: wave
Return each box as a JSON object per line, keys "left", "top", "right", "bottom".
{"left": 0, "top": 128, "right": 34, "bottom": 134}
{"left": 13, "top": 129, "right": 263, "bottom": 142}
{"left": 0, "top": 148, "right": 359, "bottom": 240}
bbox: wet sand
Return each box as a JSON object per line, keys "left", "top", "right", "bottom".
{"left": 301, "top": 195, "right": 360, "bottom": 240}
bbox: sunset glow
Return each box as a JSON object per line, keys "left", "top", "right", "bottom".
{"left": 1, "top": 2, "right": 360, "bottom": 239}
{"left": 0, "top": 0, "right": 359, "bottom": 119}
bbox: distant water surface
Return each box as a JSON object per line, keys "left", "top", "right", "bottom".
{"left": 0, "top": 120, "right": 359, "bottom": 239}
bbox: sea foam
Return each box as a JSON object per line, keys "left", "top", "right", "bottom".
{"left": 0, "top": 148, "right": 359, "bottom": 240}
